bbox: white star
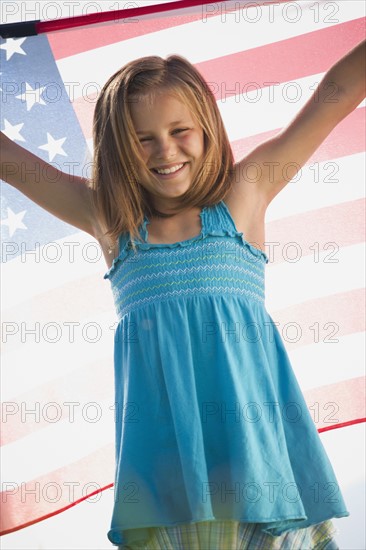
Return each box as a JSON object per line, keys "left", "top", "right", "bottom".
{"left": 1, "top": 207, "right": 27, "bottom": 237}
{"left": 2, "top": 119, "right": 25, "bottom": 142}
{"left": 16, "top": 82, "right": 46, "bottom": 111}
{"left": 39, "top": 132, "right": 67, "bottom": 162}
{"left": 0, "top": 37, "right": 27, "bottom": 61}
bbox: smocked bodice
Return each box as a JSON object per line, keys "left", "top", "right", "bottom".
{"left": 104, "top": 200, "right": 268, "bottom": 319}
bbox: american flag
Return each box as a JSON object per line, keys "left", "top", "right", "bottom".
{"left": 1, "top": 1, "right": 365, "bottom": 547}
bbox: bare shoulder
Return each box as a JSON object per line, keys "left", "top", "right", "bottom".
{"left": 224, "top": 162, "right": 268, "bottom": 254}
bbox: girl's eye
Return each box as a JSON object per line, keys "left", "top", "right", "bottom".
{"left": 138, "top": 128, "right": 189, "bottom": 142}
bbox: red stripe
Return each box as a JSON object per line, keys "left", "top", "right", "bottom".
{"left": 266, "top": 198, "right": 365, "bottom": 266}
{"left": 39, "top": 0, "right": 228, "bottom": 34}
{"left": 1, "top": 357, "right": 113, "bottom": 446}
{"left": 303, "top": 377, "right": 366, "bottom": 432}
{"left": 48, "top": 11, "right": 204, "bottom": 60}
{"left": 0, "top": 444, "right": 114, "bottom": 535}
{"left": 0, "top": 483, "right": 114, "bottom": 536}
{"left": 196, "top": 18, "right": 366, "bottom": 101}
{"left": 319, "top": 417, "right": 366, "bottom": 433}
{"left": 231, "top": 106, "right": 366, "bottom": 162}
{"left": 48, "top": 0, "right": 288, "bottom": 59}
{"left": 271, "top": 288, "right": 365, "bottom": 348}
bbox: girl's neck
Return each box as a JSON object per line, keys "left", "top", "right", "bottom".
{"left": 146, "top": 206, "right": 202, "bottom": 245}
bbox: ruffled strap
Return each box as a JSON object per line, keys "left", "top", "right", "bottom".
{"left": 205, "top": 200, "right": 269, "bottom": 264}
{"left": 136, "top": 201, "right": 268, "bottom": 265}
{"left": 103, "top": 232, "right": 131, "bottom": 280}
{"left": 103, "top": 200, "right": 268, "bottom": 279}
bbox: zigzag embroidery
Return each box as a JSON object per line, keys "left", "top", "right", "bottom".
{"left": 120, "top": 275, "right": 265, "bottom": 304}
{"left": 119, "top": 263, "right": 265, "bottom": 293}
{"left": 113, "top": 241, "right": 265, "bottom": 285}
{"left": 117, "top": 286, "right": 265, "bottom": 318}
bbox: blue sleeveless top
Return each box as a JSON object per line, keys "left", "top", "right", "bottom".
{"left": 103, "top": 200, "right": 349, "bottom": 547}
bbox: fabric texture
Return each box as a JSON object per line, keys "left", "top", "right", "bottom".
{"left": 104, "top": 200, "right": 349, "bottom": 548}
{"left": 117, "top": 518, "right": 339, "bottom": 549}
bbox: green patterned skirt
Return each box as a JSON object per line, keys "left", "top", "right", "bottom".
{"left": 117, "top": 518, "right": 339, "bottom": 549}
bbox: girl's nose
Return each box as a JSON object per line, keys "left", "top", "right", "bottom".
{"left": 155, "top": 136, "right": 177, "bottom": 159}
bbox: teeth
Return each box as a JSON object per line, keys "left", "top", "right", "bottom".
{"left": 155, "top": 163, "right": 184, "bottom": 175}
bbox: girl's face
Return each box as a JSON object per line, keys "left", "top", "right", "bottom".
{"left": 130, "top": 92, "right": 205, "bottom": 208}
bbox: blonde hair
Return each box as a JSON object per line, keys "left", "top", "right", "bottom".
{"left": 91, "top": 54, "right": 234, "bottom": 251}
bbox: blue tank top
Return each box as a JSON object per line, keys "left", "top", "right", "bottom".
{"left": 103, "top": 199, "right": 349, "bottom": 547}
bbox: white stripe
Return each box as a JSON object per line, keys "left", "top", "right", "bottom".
{"left": 1, "top": 310, "right": 116, "bottom": 400}
{"left": 265, "top": 152, "right": 366, "bottom": 222}
{"left": 266, "top": 242, "right": 365, "bottom": 312}
{"left": 1, "top": 397, "right": 114, "bottom": 484}
{"left": 288, "top": 332, "right": 365, "bottom": 391}
{"left": 1, "top": 232, "right": 107, "bottom": 311}
{"left": 321, "top": 424, "right": 365, "bottom": 550}
{"left": 320, "top": 422, "right": 365, "bottom": 489}
{"left": 218, "top": 76, "right": 365, "bottom": 142}
{"left": 56, "top": 1, "right": 364, "bottom": 100}
{"left": 86, "top": 137, "right": 93, "bottom": 155}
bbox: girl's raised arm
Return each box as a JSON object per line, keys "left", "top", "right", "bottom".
{"left": 1, "top": 131, "right": 100, "bottom": 237}
{"left": 235, "top": 39, "right": 365, "bottom": 207}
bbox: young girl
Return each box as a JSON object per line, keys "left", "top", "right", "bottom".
{"left": 1, "top": 39, "right": 364, "bottom": 550}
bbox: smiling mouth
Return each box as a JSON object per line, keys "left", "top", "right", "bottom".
{"left": 152, "top": 163, "right": 187, "bottom": 175}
